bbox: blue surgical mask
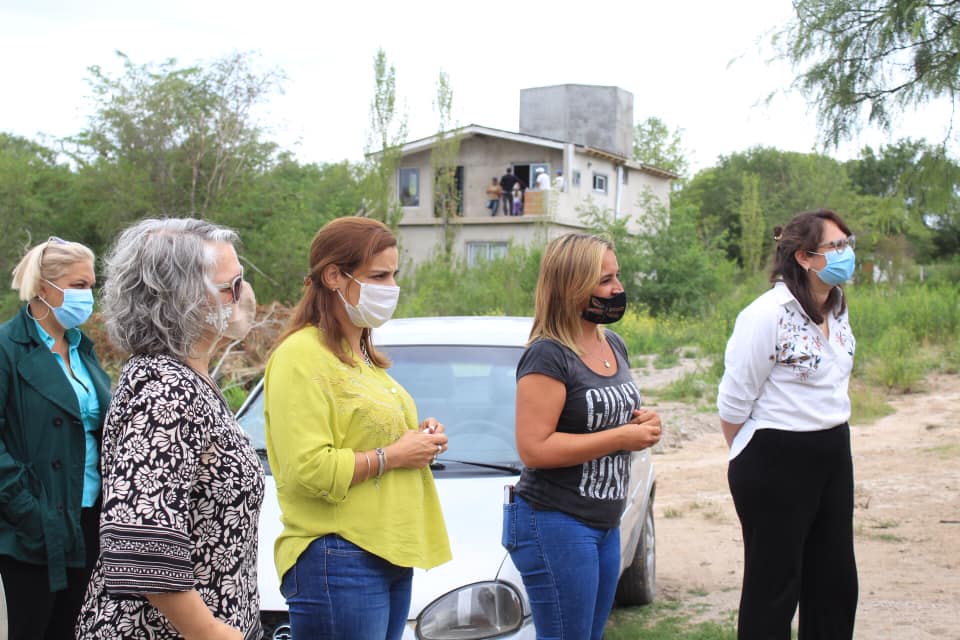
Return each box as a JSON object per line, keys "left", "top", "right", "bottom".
{"left": 812, "top": 246, "right": 856, "bottom": 286}
{"left": 41, "top": 280, "right": 95, "bottom": 328}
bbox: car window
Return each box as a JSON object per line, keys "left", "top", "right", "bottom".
{"left": 235, "top": 344, "right": 524, "bottom": 468}
{"left": 383, "top": 345, "right": 522, "bottom": 465}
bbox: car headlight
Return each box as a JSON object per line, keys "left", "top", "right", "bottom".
{"left": 416, "top": 581, "right": 524, "bottom": 639}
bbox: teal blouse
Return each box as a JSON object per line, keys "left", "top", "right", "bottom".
{"left": 33, "top": 319, "right": 101, "bottom": 507}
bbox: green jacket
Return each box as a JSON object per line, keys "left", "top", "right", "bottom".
{"left": 0, "top": 306, "right": 111, "bottom": 590}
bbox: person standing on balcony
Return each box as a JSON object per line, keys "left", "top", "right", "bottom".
{"left": 499, "top": 167, "right": 523, "bottom": 216}
{"left": 534, "top": 167, "right": 551, "bottom": 190}
{"left": 554, "top": 169, "right": 565, "bottom": 191}
{"left": 485, "top": 177, "right": 502, "bottom": 216}
{"left": 512, "top": 183, "right": 524, "bottom": 216}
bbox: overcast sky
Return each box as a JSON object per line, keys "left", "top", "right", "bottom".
{"left": 1, "top": 0, "right": 955, "bottom": 174}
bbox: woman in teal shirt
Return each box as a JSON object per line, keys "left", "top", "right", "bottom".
{"left": 0, "top": 237, "right": 111, "bottom": 640}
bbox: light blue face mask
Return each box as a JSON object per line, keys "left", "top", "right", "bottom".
{"left": 811, "top": 246, "right": 856, "bottom": 286}
{"left": 41, "top": 279, "right": 95, "bottom": 329}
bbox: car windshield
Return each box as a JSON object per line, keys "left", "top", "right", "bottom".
{"left": 236, "top": 344, "right": 524, "bottom": 470}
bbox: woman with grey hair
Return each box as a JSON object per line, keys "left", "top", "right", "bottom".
{"left": 76, "top": 218, "right": 263, "bottom": 640}
{"left": 0, "top": 237, "right": 110, "bottom": 640}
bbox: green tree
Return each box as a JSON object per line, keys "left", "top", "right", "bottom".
{"left": 431, "top": 70, "right": 462, "bottom": 258}
{"left": 363, "top": 49, "right": 406, "bottom": 228}
{"left": 0, "top": 134, "right": 80, "bottom": 315}
{"left": 739, "top": 173, "right": 764, "bottom": 273}
{"left": 68, "top": 51, "right": 282, "bottom": 224}
{"left": 775, "top": 0, "right": 960, "bottom": 146}
{"left": 632, "top": 116, "right": 688, "bottom": 179}
{"left": 678, "top": 147, "right": 864, "bottom": 265}
{"left": 218, "top": 155, "right": 366, "bottom": 303}
{"left": 397, "top": 241, "right": 543, "bottom": 318}
{"left": 580, "top": 199, "right": 736, "bottom": 317}
{"left": 845, "top": 138, "right": 960, "bottom": 258}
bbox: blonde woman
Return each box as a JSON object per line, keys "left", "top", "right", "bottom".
{"left": 0, "top": 237, "right": 110, "bottom": 640}
{"left": 505, "top": 233, "right": 661, "bottom": 639}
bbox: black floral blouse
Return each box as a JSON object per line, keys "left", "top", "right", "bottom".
{"left": 77, "top": 354, "right": 264, "bottom": 640}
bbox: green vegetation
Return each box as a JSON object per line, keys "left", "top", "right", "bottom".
{"left": 2, "top": 45, "right": 959, "bottom": 416}
{"left": 607, "top": 603, "right": 737, "bottom": 640}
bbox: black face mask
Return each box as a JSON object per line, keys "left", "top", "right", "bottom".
{"left": 581, "top": 291, "right": 627, "bottom": 324}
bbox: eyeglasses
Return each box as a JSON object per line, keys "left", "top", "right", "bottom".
{"left": 809, "top": 235, "right": 855, "bottom": 256}
{"left": 214, "top": 267, "right": 244, "bottom": 303}
{"left": 37, "top": 236, "right": 69, "bottom": 269}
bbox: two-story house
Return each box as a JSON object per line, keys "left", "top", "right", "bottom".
{"left": 391, "top": 84, "right": 677, "bottom": 266}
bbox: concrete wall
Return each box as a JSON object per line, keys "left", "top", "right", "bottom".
{"left": 519, "top": 85, "right": 634, "bottom": 159}
{"left": 397, "top": 217, "right": 588, "bottom": 268}
{"left": 394, "top": 135, "right": 673, "bottom": 267}
{"left": 396, "top": 135, "right": 564, "bottom": 220}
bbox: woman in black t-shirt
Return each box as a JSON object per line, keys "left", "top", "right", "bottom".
{"left": 504, "top": 233, "right": 662, "bottom": 640}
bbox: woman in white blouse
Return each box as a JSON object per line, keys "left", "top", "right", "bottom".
{"left": 717, "top": 210, "right": 858, "bottom": 640}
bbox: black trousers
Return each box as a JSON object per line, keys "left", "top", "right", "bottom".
{"left": 728, "top": 424, "right": 858, "bottom": 640}
{"left": 0, "top": 503, "right": 100, "bottom": 640}
{"left": 501, "top": 192, "right": 513, "bottom": 216}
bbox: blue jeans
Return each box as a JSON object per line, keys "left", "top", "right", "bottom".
{"left": 280, "top": 534, "right": 413, "bottom": 640}
{"left": 488, "top": 199, "right": 499, "bottom": 215}
{"left": 503, "top": 495, "right": 621, "bottom": 640}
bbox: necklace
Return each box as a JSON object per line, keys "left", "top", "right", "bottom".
{"left": 584, "top": 337, "right": 611, "bottom": 369}
{"left": 359, "top": 340, "right": 372, "bottom": 367}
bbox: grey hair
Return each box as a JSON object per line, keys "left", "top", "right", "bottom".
{"left": 100, "top": 218, "right": 239, "bottom": 359}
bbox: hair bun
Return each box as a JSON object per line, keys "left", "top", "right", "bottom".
{"left": 773, "top": 226, "right": 783, "bottom": 241}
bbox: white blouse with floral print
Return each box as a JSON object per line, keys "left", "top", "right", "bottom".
{"left": 717, "top": 282, "right": 856, "bottom": 460}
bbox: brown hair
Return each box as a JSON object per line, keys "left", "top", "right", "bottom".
{"left": 529, "top": 233, "right": 612, "bottom": 353}
{"left": 275, "top": 217, "right": 397, "bottom": 367}
{"left": 770, "top": 209, "right": 851, "bottom": 324}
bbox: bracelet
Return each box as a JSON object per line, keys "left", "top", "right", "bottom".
{"left": 363, "top": 452, "right": 372, "bottom": 480}
{"left": 375, "top": 447, "right": 386, "bottom": 478}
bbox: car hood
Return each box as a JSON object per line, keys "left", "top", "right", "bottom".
{"left": 408, "top": 474, "right": 516, "bottom": 618}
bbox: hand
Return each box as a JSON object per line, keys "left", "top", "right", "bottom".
{"left": 419, "top": 417, "right": 445, "bottom": 435}
{"left": 385, "top": 430, "right": 449, "bottom": 470}
{"left": 186, "top": 619, "right": 242, "bottom": 640}
{"left": 621, "top": 409, "right": 662, "bottom": 451}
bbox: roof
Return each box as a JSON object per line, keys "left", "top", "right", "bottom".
{"left": 389, "top": 124, "right": 679, "bottom": 181}
{"left": 395, "top": 124, "right": 568, "bottom": 156}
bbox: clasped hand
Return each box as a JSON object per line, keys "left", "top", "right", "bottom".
{"left": 623, "top": 408, "right": 662, "bottom": 451}
{"left": 386, "top": 418, "right": 448, "bottom": 469}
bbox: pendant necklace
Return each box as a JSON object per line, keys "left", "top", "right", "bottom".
{"left": 359, "top": 340, "right": 372, "bottom": 367}
{"left": 597, "top": 337, "right": 611, "bottom": 368}
{"left": 586, "top": 338, "right": 611, "bottom": 368}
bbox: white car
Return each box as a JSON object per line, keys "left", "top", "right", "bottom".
{"left": 236, "top": 316, "right": 657, "bottom": 640}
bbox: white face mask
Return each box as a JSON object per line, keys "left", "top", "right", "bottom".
{"left": 337, "top": 273, "right": 399, "bottom": 328}
{"left": 205, "top": 280, "right": 257, "bottom": 340}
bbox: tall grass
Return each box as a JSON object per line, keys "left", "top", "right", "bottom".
{"left": 615, "top": 279, "right": 960, "bottom": 406}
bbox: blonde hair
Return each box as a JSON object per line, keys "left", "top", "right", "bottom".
{"left": 529, "top": 233, "right": 613, "bottom": 353}
{"left": 10, "top": 238, "right": 95, "bottom": 301}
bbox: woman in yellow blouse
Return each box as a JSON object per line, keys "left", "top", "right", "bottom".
{"left": 264, "top": 216, "right": 451, "bottom": 640}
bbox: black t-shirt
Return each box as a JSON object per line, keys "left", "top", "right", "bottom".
{"left": 514, "top": 331, "right": 642, "bottom": 529}
{"left": 499, "top": 173, "right": 519, "bottom": 193}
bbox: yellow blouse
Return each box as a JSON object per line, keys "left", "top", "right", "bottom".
{"left": 264, "top": 326, "right": 451, "bottom": 581}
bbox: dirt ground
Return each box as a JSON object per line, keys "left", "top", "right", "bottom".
{"left": 638, "top": 367, "right": 960, "bottom": 639}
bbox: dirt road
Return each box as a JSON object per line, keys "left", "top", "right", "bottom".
{"left": 642, "top": 372, "right": 960, "bottom": 639}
